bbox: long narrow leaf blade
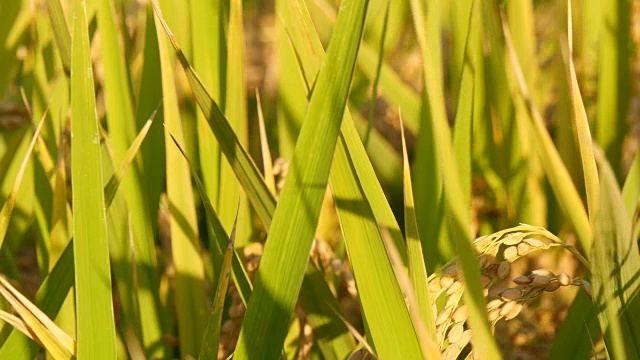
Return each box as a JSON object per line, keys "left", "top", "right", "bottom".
{"left": 154, "top": 1, "right": 208, "bottom": 356}
{"left": 96, "top": 1, "right": 165, "bottom": 354}
{"left": 44, "top": 0, "right": 70, "bottom": 72}
{"left": 501, "top": 13, "right": 591, "bottom": 253}
{"left": 591, "top": 151, "right": 640, "bottom": 357}
{"left": 331, "top": 134, "right": 426, "bottom": 358}
{"left": 104, "top": 111, "right": 157, "bottom": 207}
{"left": 199, "top": 209, "right": 239, "bottom": 359}
{"left": 167, "top": 131, "right": 253, "bottom": 305}
{"left": 566, "top": 4, "right": 599, "bottom": 221}
{"left": 0, "top": 112, "right": 46, "bottom": 248}
{"left": 622, "top": 150, "right": 640, "bottom": 220}
{"left": 401, "top": 120, "right": 436, "bottom": 338}
{"left": 70, "top": 1, "right": 117, "bottom": 357}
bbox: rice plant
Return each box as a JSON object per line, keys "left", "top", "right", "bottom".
{"left": 0, "top": 0, "right": 639, "bottom": 359}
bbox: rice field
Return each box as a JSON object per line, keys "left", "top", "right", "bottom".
{"left": 0, "top": 0, "right": 639, "bottom": 359}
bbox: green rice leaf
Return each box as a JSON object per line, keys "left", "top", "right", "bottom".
{"left": 153, "top": 6, "right": 353, "bottom": 358}
{"left": 96, "top": 0, "right": 165, "bottom": 354}
{"left": 298, "top": 265, "right": 355, "bottom": 360}
{"left": 548, "top": 10, "right": 605, "bottom": 359}
{"left": 48, "top": 123, "right": 75, "bottom": 345}
{"left": 103, "top": 108, "right": 157, "bottom": 208}
{"left": 501, "top": 13, "right": 591, "bottom": 254}
{"left": 199, "top": 208, "right": 238, "bottom": 360}
{"left": 220, "top": 0, "right": 249, "bottom": 246}
{"left": 256, "top": 91, "right": 276, "bottom": 194}
{"left": 363, "top": 0, "right": 389, "bottom": 147}
{"left": 401, "top": 120, "right": 437, "bottom": 338}
{"left": 135, "top": 4, "right": 166, "bottom": 237}
{"left": 409, "top": 0, "right": 449, "bottom": 271}
{"left": 566, "top": 9, "right": 599, "bottom": 224}
{"left": 154, "top": 1, "right": 208, "bottom": 356}
{"left": 44, "top": 0, "right": 70, "bottom": 72}
{"left": 350, "top": 110, "right": 402, "bottom": 199}
{"left": 595, "top": 0, "right": 630, "bottom": 181}
{"left": 331, "top": 134, "right": 426, "bottom": 358}
{"left": 70, "top": 1, "right": 117, "bottom": 356}
{"left": 622, "top": 150, "right": 640, "bottom": 222}
{"left": 280, "top": 1, "right": 424, "bottom": 356}
{"left": 167, "top": 131, "right": 253, "bottom": 305}
{"left": 590, "top": 151, "right": 640, "bottom": 358}
{"left": 452, "top": 0, "right": 476, "bottom": 217}
{"left": 548, "top": 291, "right": 600, "bottom": 360}
{"left": 189, "top": 0, "right": 226, "bottom": 228}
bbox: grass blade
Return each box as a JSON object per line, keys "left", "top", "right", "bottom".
{"left": 256, "top": 90, "right": 276, "bottom": 195}
{"left": 167, "top": 131, "right": 253, "bottom": 305}
{"left": 363, "top": 0, "right": 389, "bottom": 147}
{"left": 199, "top": 208, "right": 238, "bottom": 360}
{"left": 401, "top": 118, "right": 436, "bottom": 338}
{"left": 356, "top": 43, "right": 420, "bottom": 134}
{"left": 591, "top": 150, "right": 640, "bottom": 358}
{"left": 135, "top": 4, "right": 166, "bottom": 237}
{"left": 154, "top": 1, "right": 208, "bottom": 356}
{"left": 96, "top": 0, "right": 165, "bottom": 354}
{"left": 409, "top": 0, "right": 450, "bottom": 270}
{"left": 595, "top": 0, "right": 630, "bottom": 180}
{"left": 331, "top": 135, "right": 426, "bottom": 358}
{"left": 501, "top": 12, "right": 591, "bottom": 254}
{"left": 190, "top": 0, "right": 226, "bottom": 228}
{"left": 298, "top": 265, "right": 355, "bottom": 360}
{"left": 234, "top": 0, "right": 369, "bottom": 357}
{"left": 44, "top": 0, "right": 70, "bottom": 72}
{"left": 622, "top": 150, "right": 640, "bottom": 221}
{"left": 70, "top": 1, "right": 117, "bottom": 357}
{"left": 0, "top": 113, "right": 46, "bottom": 249}
{"left": 566, "top": 3, "right": 599, "bottom": 223}
{"left": 220, "top": 0, "right": 249, "bottom": 245}
{"left": 104, "top": 109, "right": 158, "bottom": 208}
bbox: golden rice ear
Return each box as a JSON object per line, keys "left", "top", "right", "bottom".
{"left": 426, "top": 224, "right": 590, "bottom": 356}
